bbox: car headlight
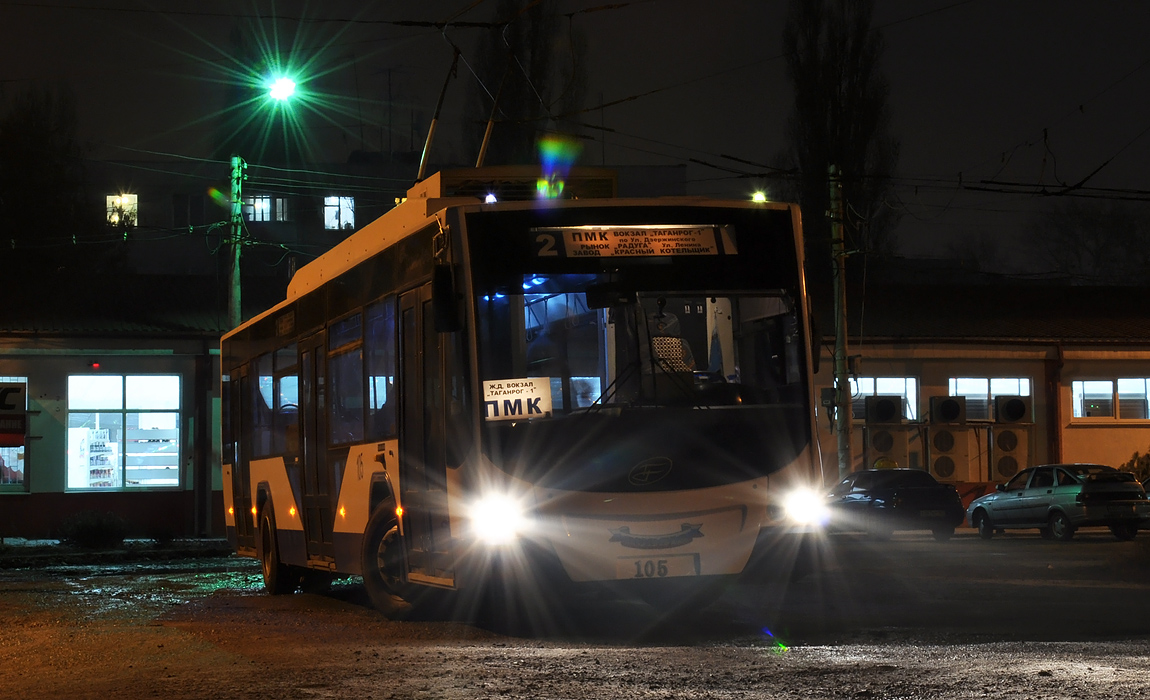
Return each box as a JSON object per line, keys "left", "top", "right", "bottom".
{"left": 783, "top": 488, "right": 830, "bottom": 526}
{"left": 469, "top": 494, "right": 530, "bottom": 545}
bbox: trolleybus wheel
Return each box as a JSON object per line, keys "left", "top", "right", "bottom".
{"left": 259, "top": 508, "right": 295, "bottom": 595}
{"left": 361, "top": 503, "right": 412, "bottom": 619}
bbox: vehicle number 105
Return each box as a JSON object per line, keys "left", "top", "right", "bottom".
{"left": 617, "top": 554, "right": 699, "bottom": 579}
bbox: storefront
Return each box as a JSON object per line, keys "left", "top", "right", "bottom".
{"left": 0, "top": 338, "right": 220, "bottom": 540}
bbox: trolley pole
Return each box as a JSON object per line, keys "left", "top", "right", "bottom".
{"left": 228, "top": 155, "right": 246, "bottom": 329}
{"left": 828, "top": 165, "right": 852, "bottom": 479}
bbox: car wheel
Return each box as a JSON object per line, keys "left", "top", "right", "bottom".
{"left": 1048, "top": 512, "right": 1075, "bottom": 542}
{"left": 360, "top": 502, "right": 413, "bottom": 619}
{"left": 973, "top": 510, "right": 994, "bottom": 540}
{"left": 932, "top": 526, "right": 955, "bottom": 542}
{"left": 1109, "top": 523, "right": 1139, "bottom": 541}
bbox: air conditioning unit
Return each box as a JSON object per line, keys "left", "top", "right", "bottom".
{"left": 865, "top": 395, "right": 905, "bottom": 424}
{"left": 995, "top": 395, "right": 1032, "bottom": 423}
{"left": 992, "top": 424, "right": 1030, "bottom": 480}
{"left": 930, "top": 396, "right": 967, "bottom": 424}
{"left": 930, "top": 425, "right": 973, "bottom": 482}
{"left": 866, "top": 425, "right": 910, "bottom": 469}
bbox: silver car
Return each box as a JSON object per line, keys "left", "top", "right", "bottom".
{"left": 966, "top": 464, "right": 1150, "bottom": 541}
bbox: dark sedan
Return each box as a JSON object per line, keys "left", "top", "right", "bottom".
{"left": 825, "top": 468, "right": 966, "bottom": 540}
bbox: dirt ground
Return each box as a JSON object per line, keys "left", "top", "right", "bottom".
{"left": 3, "top": 534, "right": 1150, "bottom": 699}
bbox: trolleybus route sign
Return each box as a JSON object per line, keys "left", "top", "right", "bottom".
{"left": 482, "top": 378, "right": 552, "bottom": 422}
{"left": 531, "top": 225, "right": 737, "bottom": 258}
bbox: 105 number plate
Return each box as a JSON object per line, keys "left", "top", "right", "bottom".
{"left": 617, "top": 554, "right": 700, "bottom": 579}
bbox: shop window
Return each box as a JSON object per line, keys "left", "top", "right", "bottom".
{"left": 324, "top": 196, "right": 355, "bottom": 230}
{"left": 106, "top": 194, "right": 138, "bottom": 227}
{"left": 850, "top": 377, "right": 919, "bottom": 420}
{"left": 0, "top": 376, "right": 28, "bottom": 489}
{"left": 1073, "top": 379, "right": 1150, "bottom": 419}
{"left": 948, "top": 377, "right": 1031, "bottom": 420}
{"left": 67, "top": 375, "right": 180, "bottom": 489}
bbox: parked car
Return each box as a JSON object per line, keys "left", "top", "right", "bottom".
{"left": 825, "top": 469, "right": 966, "bottom": 541}
{"left": 967, "top": 464, "right": 1150, "bottom": 541}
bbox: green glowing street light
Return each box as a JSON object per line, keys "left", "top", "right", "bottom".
{"left": 229, "top": 74, "right": 300, "bottom": 328}
{"left": 268, "top": 76, "right": 296, "bottom": 102}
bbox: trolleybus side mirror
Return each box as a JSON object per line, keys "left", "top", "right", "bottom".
{"left": 433, "top": 264, "right": 461, "bottom": 332}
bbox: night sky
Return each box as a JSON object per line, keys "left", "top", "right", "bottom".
{"left": 4, "top": 0, "right": 1150, "bottom": 268}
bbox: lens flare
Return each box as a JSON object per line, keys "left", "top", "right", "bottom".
{"left": 537, "top": 134, "right": 582, "bottom": 199}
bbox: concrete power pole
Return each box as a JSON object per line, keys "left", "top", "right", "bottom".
{"left": 229, "top": 155, "right": 246, "bottom": 329}
{"left": 828, "top": 165, "right": 852, "bottom": 479}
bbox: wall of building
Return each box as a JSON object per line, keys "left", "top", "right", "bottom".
{"left": 0, "top": 340, "right": 222, "bottom": 539}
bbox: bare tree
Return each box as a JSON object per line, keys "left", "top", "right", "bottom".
{"left": 775, "top": 0, "right": 900, "bottom": 303}
{"left": 460, "top": 0, "right": 586, "bottom": 166}
{"left": 1024, "top": 198, "right": 1150, "bottom": 284}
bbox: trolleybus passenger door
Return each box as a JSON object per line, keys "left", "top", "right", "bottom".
{"left": 399, "top": 285, "right": 455, "bottom": 586}
{"left": 299, "top": 333, "right": 336, "bottom": 564}
{"left": 228, "top": 370, "right": 256, "bottom": 550}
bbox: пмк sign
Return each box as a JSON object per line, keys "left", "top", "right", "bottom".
{"left": 482, "top": 378, "right": 552, "bottom": 422}
{"left": 0, "top": 383, "right": 27, "bottom": 447}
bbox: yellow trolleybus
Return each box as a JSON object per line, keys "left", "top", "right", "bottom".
{"left": 221, "top": 168, "right": 827, "bottom": 616}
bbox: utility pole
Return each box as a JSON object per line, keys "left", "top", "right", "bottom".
{"left": 229, "top": 155, "right": 246, "bottom": 329}
{"left": 828, "top": 165, "right": 852, "bottom": 479}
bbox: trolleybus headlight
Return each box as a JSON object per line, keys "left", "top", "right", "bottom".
{"left": 470, "top": 494, "right": 530, "bottom": 545}
{"left": 783, "top": 488, "right": 830, "bottom": 526}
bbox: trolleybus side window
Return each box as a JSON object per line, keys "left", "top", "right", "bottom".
{"left": 273, "top": 343, "right": 298, "bottom": 455}
{"left": 366, "top": 296, "right": 398, "bottom": 440}
{"left": 328, "top": 313, "right": 364, "bottom": 445}
{"left": 252, "top": 353, "right": 273, "bottom": 458}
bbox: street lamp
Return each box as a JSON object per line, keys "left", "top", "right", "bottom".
{"left": 228, "top": 73, "right": 300, "bottom": 329}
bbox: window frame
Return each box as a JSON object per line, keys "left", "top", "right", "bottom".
{"left": 106, "top": 194, "right": 138, "bottom": 228}
{"left": 323, "top": 195, "right": 355, "bottom": 230}
{"left": 948, "top": 376, "right": 1032, "bottom": 421}
{"left": 1071, "top": 378, "right": 1150, "bottom": 421}
{"left": 0, "top": 376, "right": 29, "bottom": 492}
{"left": 66, "top": 374, "right": 182, "bottom": 491}
{"left": 850, "top": 376, "right": 919, "bottom": 421}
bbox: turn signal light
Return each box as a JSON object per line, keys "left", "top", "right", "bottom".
{"left": 395, "top": 505, "right": 404, "bottom": 518}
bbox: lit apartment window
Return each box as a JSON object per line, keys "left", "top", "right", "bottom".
{"left": 850, "top": 377, "right": 919, "bottom": 420}
{"left": 106, "top": 194, "right": 138, "bottom": 227}
{"left": 1073, "top": 378, "right": 1150, "bottom": 419}
{"left": 244, "top": 195, "right": 272, "bottom": 222}
{"left": 274, "top": 197, "right": 290, "bottom": 222}
{"left": 324, "top": 196, "right": 355, "bottom": 230}
{"left": 948, "top": 377, "right": 1031, "bottom": 420}
{"left": 66, "top": 375, "right": 181, "bottom": 489}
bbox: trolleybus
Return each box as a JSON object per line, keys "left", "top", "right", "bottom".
{"left": 221, "top": 168, "right": 828, "bottom": 617}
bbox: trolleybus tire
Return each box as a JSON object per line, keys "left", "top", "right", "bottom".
{"left": 259, "top": 508, "right": 295, "bottom": 595}
{"left": 361, "top": 503, "right": 413, "bottom": 619}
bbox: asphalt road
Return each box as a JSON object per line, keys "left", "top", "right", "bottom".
{"left": 1, "top": 529, "right": 1149, "bottom": 699}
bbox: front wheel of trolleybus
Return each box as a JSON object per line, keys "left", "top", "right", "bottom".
{"left": 360, "top": 502, "right": 414, "bottom": 619}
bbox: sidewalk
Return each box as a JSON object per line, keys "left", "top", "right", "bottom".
{"left": 0, "top": 537, "right": 236, "bottom": 569}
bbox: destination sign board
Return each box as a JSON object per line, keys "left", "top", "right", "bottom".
{"left": 531, "top": 225, "right": 737, "bottom": 259}
{"left": 482, "top": 377, "right": 552, "bottom": 422}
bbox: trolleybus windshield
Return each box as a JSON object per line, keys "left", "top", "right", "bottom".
{"left": 465, "top": 206, "right": 812, "bottom": 494}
